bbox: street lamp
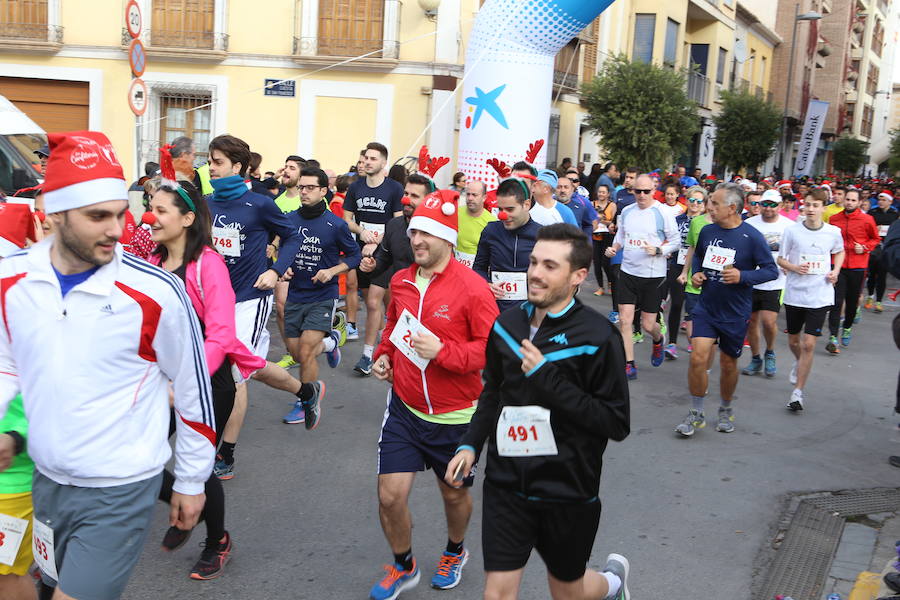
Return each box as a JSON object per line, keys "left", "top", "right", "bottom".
{"left": 779, "top": 5, "right": 823, "bottom": 176}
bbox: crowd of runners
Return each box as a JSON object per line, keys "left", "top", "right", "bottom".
{"left": 0, "top": 130, "right": 898, "bottom": 600}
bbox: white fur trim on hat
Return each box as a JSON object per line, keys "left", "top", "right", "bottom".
{"left": 407, "top": 215, "right": 458, "bottom": 247}
{"left": 43, "top": 177, "right": 129, "bottom": 214}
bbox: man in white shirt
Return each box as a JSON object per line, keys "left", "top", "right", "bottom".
{"left": 529, "top": 169, "right": 578, "bottom": 227}
{"left": 604, "top": 174, "right": 680, "bottom": 379}
{"left": 741, "top": 189, "right": 791, "bottom": 378}
{"left": 777, "top": 188, "right": 845, "bottom": 411}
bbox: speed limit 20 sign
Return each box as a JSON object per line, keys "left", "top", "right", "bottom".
{"left": 125, "top": 0, "right": 142, "bottom": 39}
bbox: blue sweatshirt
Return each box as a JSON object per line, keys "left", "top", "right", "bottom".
{"left": 473, "top": 218, "right": 541, "bottom": 311}
{"left": 692, "top": 222, "right": 779, "bottom": 322}
{"left": 286, "top": 210, "right": 361, "bottom": 303}
{"left": 210, "top": 175, "right": 302, "bottom": 302}
{"left": 562, "top": 194, "right": 599, "bottom": 240}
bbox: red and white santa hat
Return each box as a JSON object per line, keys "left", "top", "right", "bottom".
{"left": 0, "top": 202, "right": 35, "bottom": 258}
{"left": 777, "top": 180, "right": 793, "bottom": 190}
{"left": 42, "top": 131, "right": 128, "bottom": 214}
{"left": 878, "top": 190, "right": 894, "bottom": 201}
{"left": 407, "top": 189, "right": 459, "bottom": 246}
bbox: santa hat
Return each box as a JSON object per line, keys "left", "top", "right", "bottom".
{"left": 407, "top": 189, "right": 459, "bottom": 246}
{"left": 777, "top": 180, "right": 793, "bottom": 190}
{"left": 42, "top": 131, "right": 128, "bottom": 214}
{"left": 0, "top": 203, "right": 35, "bottom": 258}
{"left": 878, "top": 190, "right": 894, "bottom": 201}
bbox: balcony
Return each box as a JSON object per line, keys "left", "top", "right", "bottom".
{"left": 0, "top": 21, "right": 62, "bottom": 51}
{"left": 123, "top": 28, "right": 228, "bottom": 62}
{"left": 687, "top": 71, "right": 710, "bottom": 107}
{"left": 553, "top": 69, "right": 579, "bottom": 92}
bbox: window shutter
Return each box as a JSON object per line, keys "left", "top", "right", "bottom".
{"left": 632, "top": 14, "right": 655, "bottom": 63}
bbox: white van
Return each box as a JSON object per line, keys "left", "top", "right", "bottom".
{"left": 0, "top": 94, "right": 45, "bottom": 196}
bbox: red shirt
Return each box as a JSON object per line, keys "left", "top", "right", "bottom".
{"left": 829, "top": 209, "right": 880, "bottom": 269}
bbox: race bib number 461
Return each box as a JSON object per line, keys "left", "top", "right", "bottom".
{"left": 491, "top": 272, "right": 527, "bottom": 301}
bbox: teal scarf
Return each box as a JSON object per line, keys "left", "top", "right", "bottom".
{"left": 209, "top": 174, "right": 246, "bottom": 201}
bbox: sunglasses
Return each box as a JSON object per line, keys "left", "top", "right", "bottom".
{"left": 760, "top": 201, "right": 780, "bottom": 208}
{"left": 634, "top": 189, "right": 654, "bottom": 195}
{"left": 688, "top": 198, "right": 704, "bottom": 204}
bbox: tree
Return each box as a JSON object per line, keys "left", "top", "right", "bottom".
{"left": 888, "top": 129, "right": 900, "bottom": 175}
{"left": 832, "top": 136, "right": 869, "bottom": 175}
{"left": 582, "top": 55, "right": 699, "bottom": 172}
{"left": 713, "top": 89, "right": 781, "bottom": 173}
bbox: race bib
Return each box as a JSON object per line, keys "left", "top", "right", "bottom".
{"left": 32, "top": 518, "right": 58, "bottom": 580}
{"left": 0, "top": 513, "right": 27, "bottom": 566}
{"left": 211, "top": 227, "right": 241, "bottom": 257}
{"left": 593, "top": 224, "right": 609, "bottom": 233}
{"left": 492, "top": 272, "right": 527, "bottom": 301}
{"left": 702, "top": 246, "right": 736, "bottom": 272}
{"left": 800, "top": 253, "right": 829, "bottom": 275}
{"left": 676, "top": 246, "right": 688, "bottom": 265}
{"left": 496, "top": 405, "right": 558, "bottom": 457}
{"left": 625, "top": 232, "right": 650, "bottom": 248}
{"left": 389, "top": 309, "right": 439, "bottom": 371}
{"left": 361, "top": 222, "right": 385, "bottom": 238}
{"left": 455, "top": 251, "right": 475, "bottom": 268}
{"left": 879, "top": 225, "right": 889, "bottom": 237}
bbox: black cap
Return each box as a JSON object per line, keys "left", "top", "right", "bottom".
{"left": 34, "top": 144, "right": 50, "bottom": 158}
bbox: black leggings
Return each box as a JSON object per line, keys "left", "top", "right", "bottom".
{"left": 610, "top": 263, "right": 621, "bottom": 312}
{"left": 829, "top": 268, "right": 866, "bottom": 335}
{"left": 867, "top": 252, "right": 888, "bottom": 301}
{"left": 663, "top": 262, "right": 686, "bottom": 345}
{"left": 158, "top": 360, "right": 235, "bottom": 545}
{"left": 592, "top": 236, "right": 616, "bottom": 290}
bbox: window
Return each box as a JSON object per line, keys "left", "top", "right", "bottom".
{"left": 546, "top": 113, "right": 560, "bottom": 169}
{"left": 318, "top": 0, "right": 384, "bottom": 58}
{"left": 716, "top": 47, "right": 727, "bottom": 84}
{"left": 632, "top": 14, "right": 655, "bottom": 63}
{"left": 871, "top": 20, "right": 884, "bottom": 56}
{"left": 663, "top": 19, "right": 679, "bottom": 66}
{"left": 0, "top": 0, "right": 50, "bottom": 41}
{"left": 159, "top": 92, "right": 212, "bottom": 164}
{"left": 152, "top": 0, "right": 215, "bottom": 49}
{"left": 760, "top": 56, "right": 767, "bottom": 87}
{"left": 554, "top": 39, "right": 580, "bottom": 90}
{"left": 850, "top": 59, "right": 860, "bottom": 90}
{"left": 866, "top": 64, "right": 879, "bottom": 96}
{"left": 861, "top": 104, "right": 873, "bottom": 137}
{"left": 845, "top": 102, "right": 856, "bottom": 130}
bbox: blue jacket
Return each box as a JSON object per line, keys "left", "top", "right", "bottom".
{"left": 474, "top": 218, "right": 542, "bottom": 311}
{"left": 286, "top": 210, "right": 361, "bottom": 303}
{"left": 562, "top": 194, "right": 598, "bottom": 240}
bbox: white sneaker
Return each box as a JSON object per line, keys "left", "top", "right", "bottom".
{"left": 789, "top": 363, "right": 798, "bottom": 386}
{"left": 787, "top": 389, "right": 804, "bottom": 412}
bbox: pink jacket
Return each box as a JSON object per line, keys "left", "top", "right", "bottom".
{"left": 151, "top": 246, "right": 265, "bottom": 379}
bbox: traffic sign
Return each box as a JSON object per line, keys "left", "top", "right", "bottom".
{"left": 128, "top": 78, "right": 148, "bottom": 116}
{"left": 125, "top": 0, "right": 142, "bottom": 39}
{"left": 129, "top": 39, "right": 146, "bottom": 77}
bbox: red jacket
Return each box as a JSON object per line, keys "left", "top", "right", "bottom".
{"left": 375, "top": 258, "right": 499, "bottom": 415}
{"left": 830, "top": 209, "right": 880, "bottom": 269}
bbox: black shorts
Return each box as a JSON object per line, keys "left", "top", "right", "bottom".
{"left": 617, "top": 271, "right": 665, "bottom": 313}
{"left": 355, "top": 266, "right": 373, "bottom": 289}
{"left": 751, "top": 289, "right": 782, "bottom": 313}
{"left": 482, "top": 481, "right": 601, "bottom": 582}
{"left": 785, "top": 305, "right": 829, "bottom": 337}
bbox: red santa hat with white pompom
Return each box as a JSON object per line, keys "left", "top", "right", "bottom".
{"left": 407, "top": 189, "right": 459, "bottom": 247}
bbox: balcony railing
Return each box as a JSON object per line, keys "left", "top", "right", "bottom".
{"left": 145, "top": 29, "right": 228, "bottom": 51}
{"left": 687, "top": 71, "right": 709, "bottom": 107}
{"left": 0, "top": 22, "right": 62, "bottom": 43}
{"left": 553, "top": 69, "right": 579, "bottom": 91}
{"left": 294, "top": 36, "right": 383, "bottom": 58}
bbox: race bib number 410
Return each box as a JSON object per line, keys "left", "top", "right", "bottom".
{"left": 496, "top": 405, "right": 558, "bottom": 457}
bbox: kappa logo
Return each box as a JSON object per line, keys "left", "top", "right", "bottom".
{"left": 549, "top": 333, "right": 568, "bottom": 345}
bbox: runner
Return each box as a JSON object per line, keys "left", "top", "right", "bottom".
{"left": 368, "top": 193, "right": 498, "bottom": 600}
{"left": 591, "top": 183, "right": 617, "bottom": 299}
{"left": 529, "top": 169, "right": 578, "bottom": 227}
{"left": 455, "top": 179, "right": 496, "bottom": 268}
{"left": 741, "top": 190, "right": 762, "bottom": 221}
{"left": 604, "top": 174, "right": 680, "bottom": 379}
{"left": 675, "top": 183, "right": 778, "bottom": 437}
{"left": 557, "top": 174, "right": 598, "bottom": 240}
{"left": 776, "top": 188, "right": 845, "bottom": 411}
{"left": 273, "top": 154, "right": 306, "bottom": 370}
{"left": 473, "top": 178, "right": 542, "bottom": 312}
{"left": 205, "top": 134, "right": 306, "bottom": 480}
{"left": 342, "top": 142, "right": 405, "bottom": 376}
{"left": 823, "top": 185, "right": 846, "bottom": 223}
{"left": 445, "top": 223, "right": 631, "bottom": 600}
{"left": 864, "top": 191, "right": 898, "bottom": 312}
{"left": 0, "top": 131, "right": 215, "bottom": 599}
{"left": 660, "top": 183, "right": 691, "bottom": 360}
{"left": 741, "top": 189, "right": 790, "bottom": 378}
{"left": 825, "top": 188, "right": 880, "bottom": 354}
{"left": 280, "top": 167, "right": 360, "bottom": 425}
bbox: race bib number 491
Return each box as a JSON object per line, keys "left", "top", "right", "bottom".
{"left": 496, "top": 405, "right": 558, "bottom": 457}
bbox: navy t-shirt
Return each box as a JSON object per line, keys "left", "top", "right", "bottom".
{"left": 286, "top": 210, "right": 361, "bottom": 303}
{"left": 344, "top": 177, "right": 405, "bottom": 229}
{"left": 54, "top": 265, "right": 99, "bottom": 297}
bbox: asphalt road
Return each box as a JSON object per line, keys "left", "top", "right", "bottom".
{"left": 125, "top": 280, "right": 900, "bottom": 600}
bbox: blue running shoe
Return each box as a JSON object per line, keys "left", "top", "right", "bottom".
{"left": 741, "top": 356, "right": 762, "bottom": 376}
{"left": 650, "top": 339, "right": 664, "bottom": 367}
{"left": 764, "top": 350, "right": 776, "bottom": 378}
{"left": 841, "top": 327, "right": 852, "bottom": 347}
{"left": 326, "top": 330, "right": 341, "bottom": 368}
{"left": 625, "top": 363, "right": 637, "bottom": 380}
{"left": 608, "top": 311, "right": 619, "bottom": 324}
{"left": 431, "top": 549, "right": 469, "bottom": 590}
{"left": 347, "top": 323, "right": 359, "bottom": 340}
{"left": 302, "top": 381, "right": 324, "bottom": 431}
{"left": 282, "top": 401, "right": 306, "bottom": 425}
{"left": 355, "top": 354, "right": 374, "bottom": 376}
{"left": 370, "top": 560, "right": 420, "bottom": 600}
{"left": 213, "top": 456, "right": 234, "bottom": 481}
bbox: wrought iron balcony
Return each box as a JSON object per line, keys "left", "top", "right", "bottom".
{"left": 0, "top": 22, "right": 62, "bottom": 43}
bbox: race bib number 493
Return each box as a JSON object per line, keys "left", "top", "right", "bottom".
{"left": 32, "top": 518, "right": 58, "bottom": 580}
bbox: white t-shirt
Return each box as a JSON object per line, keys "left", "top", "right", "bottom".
{"left": 530, "top": 202, "right": 564, "bottom": 226}
{"left": 745, "top": 214, "right": 791, "bottom": 291}
{"left": 613, "top": 203, "right": 681, "bottom": 278}
{"left": 779, "top": 221, "right": 844, "bottom": 308}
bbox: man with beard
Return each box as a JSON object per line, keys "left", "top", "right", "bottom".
{"left": 446, "top": 223, "right": 631, "bottom": 600}
{"left": 273, "top": 155, "right": 306, "bottom": 369}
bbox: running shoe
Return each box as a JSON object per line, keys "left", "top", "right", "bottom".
{"left": 333, "top": 311, "right": 348, "bottom": 346}
{"left": 282, "top": 401, "right": 306, "bottom": 425}
{"left": 743, "top": 337, "right": 750, "bottom": 348}
{"left": 650, "top": 339, "right": 664, "bottom": 367}
{"left": 825, "top": 336, "right": 840, "bottom": 355}
{"left": 602, "top": 553, "right": 630, "bottom": 600}
{"left": 354, "top": 355, "right": 374, "bottom": 376}
{"left": 864, "top": 296, "right": 874, "bottom": 310}
{"left": 659, "top": 320, "right": 668, "bottom": 342}
{"left": 686, "top": 344, "right": 693, "bottom": 353}
{"left": 763, "top": 350, "right": 776, "bottom": 378}
{"left": 675, "top": 409, "right": 705, "bottom": 437}
{"left": 632, "top": 332, "right": 644, "bottom": 344}
{"left": 625, "top": 363, "right": 637, "bottom": 380}
{"left": 302, "top": 380, "right": 324, "bottom": 431}
{"left": 189, "top": 531, "right": 232, "bottom": 580}
{"left": 161, "top": 526, "right": 192, "bottom": 552}
{"left": 608, "top": 311, "right": 619, "bottom": 324}
{"left": 789, "top": 362, "right": 798, "bottom": 386}
{"left": 787, "top": 389, "right": 804, "bottom": 412}
{"left": 741, "top": 356, "right": 762, "bottom": 376}
{"left": 841, "top": 327, "right": 852, "bottom": 347}
{"left": 716, "top": 406, "right": 735, "bottom": 433}
{"left": 213, "top": 456, "right": 234, "bottom": 481}
{"left": 593, "top": 289, "right": 605, "bottom": 296}
{"left": 347, "top": 323, "right": 360, "bottom": 340}
{"left": 326, "top": 330, "right": 342, "bottom": 368}
{"left": 370, "top": 560, "right": 420, "bottom": 600}
{"left": 664, "top": 343, "right": 678, "bottom": 360}
{"left": 276, "top": 353, "right": 297, "bottom": 369}
{"left": 854, "top": 306, "right": 861, "bottom": 324}
{"left": 875, "top": 302, "right": 884, "bottom": 313}
{"left": 431, "top": 549, "right": 469, "bottom": 590}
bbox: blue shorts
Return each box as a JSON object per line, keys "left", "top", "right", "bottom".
{"left": 690, "top": 309, "right": 749, "bottom": 358}
{"left": 683, "top": 292, "right": 700, "bottom": 322}
{"left": 377, "top": 390, "right": 476, "bottom": 487}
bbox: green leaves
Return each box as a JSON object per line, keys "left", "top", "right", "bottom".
{"left": 832, "top": 136, "right": 869, "bottom": 175}
{"left": 713, "top": 89, "right": 781, "bottom": 173}
{"left": 887, "top": 129, "right": 900, "bottom": 175}
{"left": 581, "top": 55, "right": 698, "bottom": 171}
